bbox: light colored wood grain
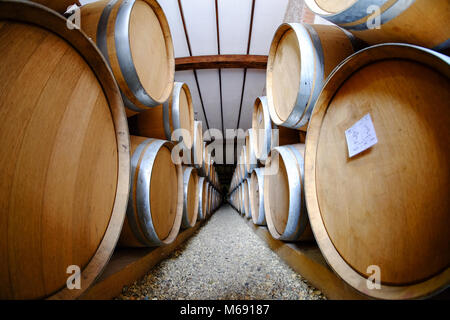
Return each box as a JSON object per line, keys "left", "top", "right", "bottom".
{"left": 316, "top": 60, "right": 450, "bottom": 285}
{"left": 80, "top": 0, "right": 174, "bottom": 114}
{"left": 310, "top": 0, "right": 450, "bottom": 49}
{"left": 250, "top": 171, "right": 260, "bottom": 222}
{"left": 202, "top": 179, "right": 209, "bottom": 218}
{"left": 305, "top": 44, "right": 450, "bottom": 299}
{"left": 252, "top": 97, "right": 266, "bottom": 159}
{"left": 185, "top": 167, "right": 199, "bottom": 227}
{"left": 0, "top": 1, "right": 129, "bottom": 300}
{"left": 151, "top": 145, "right": 178, "bottom": 240}
{"left": 129, "top": 104, "right": 167, "bottom": 139}
{"left": 129, "top": 0, "right": 170, "bottom": 102}
{"left": 130, "top": 83, "right": 194, "bottom": 149}
{"left": 192, "top": 121, "right": 203, "bottom": 168}
{"left": 265, "top": 150, "right": 290, "bottom": 234}
{"left": 243, "top": 179, "right": 251, "bottom": 219}
{"left": 271, "top": 29, "right": 301, "bottom": 122}
{"left": 311, "top": 24, "right": 355, "bottom": 78}
{"left": 314, "top": 0, "right": 356, "bottom": 13}
{"left": 267, "top": 23, "right": 354, "bottom": 129}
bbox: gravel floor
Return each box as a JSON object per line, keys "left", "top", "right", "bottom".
{"left": 117, "top": 204, "right": 326, "bottom": 300}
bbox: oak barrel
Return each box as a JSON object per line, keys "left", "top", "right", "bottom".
{"left": 305, "top": 44, "right": 450, "bottom": 299}
{"left": 250, "top": 168, "right": 266, "bottom": 226}
{"left": 129, "top": 82, "right": 195, "bottom": 149}
{"left": 119, "top": 136, "right": 183, "bottom": 247}
{"left": 252, "top": 96, "right": 300, "bottom": 163}
{"left": 198, "top": 177, "right": 208, "bottom": 220}
{"left": 266, "top": 23, "right": 356, "bottom": 129}
{"left": 245, "top": 129, "right": 258, "bottom": 173}
{"left": 240, "top": 183, "right": 246, "bottom": 216}
{"left": 264, "top": 144, "right": 313, "bottom": 241}
{"left": 305, "top": 0, "right": 450, "bottom": 51}
{"left": 80, "top": 0, "right": 175, "bottom": 115}
{"left": 181, "top": 166, "right": 199, "bottom": 229}
{"left": 243, "top": 178, "right": 252, "bottom": 219}
{"left": 191, "top": 120, "right": 204, "bottom": 169}
{"left": 0, "top": 1, "right": 130, "bottom": 300}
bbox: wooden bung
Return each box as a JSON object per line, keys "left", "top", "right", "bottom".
{"left": 266, "top": 23, "right": 356, "bottom": 129}
{"left": 264, "top": 144, "right": 314, "bottom": 242}
{"left": 80, "top": 0, "right": 175, "bottom": 116}
{"left": 0, "top": 1, "right": 130, "bottom": 300}
{"left": 305, "top": 44, "right": 450, "bottom": 299}
{"left": 181, "top": 166, "right": 199, "bottom": 229}
{"left": 305, "top": 0, "right": 450, "bottom": 51}
{"left": 250, "top": 168, "right": 266, "bottom": 226}
{"left": 128, "top": 82, "right": 195, "bottom": 149}
{"left": 252, "top": 96, "right": 301, "bottom": 164}
{"left": 119, "top": 136, "right": 183, "bottom": 247}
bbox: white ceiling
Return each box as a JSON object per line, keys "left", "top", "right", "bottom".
{"left": 79, "top": 0, "right": 290, "bottom": 135}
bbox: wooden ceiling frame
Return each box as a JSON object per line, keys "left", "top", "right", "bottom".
{"left": 175, "top": 54, "right": 268, "bottom": 71}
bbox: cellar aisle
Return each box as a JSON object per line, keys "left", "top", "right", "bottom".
{"left": 117, "top": 205, "right": 326, "bottom": 300}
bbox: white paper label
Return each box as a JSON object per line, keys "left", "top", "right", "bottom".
{"left": 345, "top": 113, "right": 378, "bottom": 158}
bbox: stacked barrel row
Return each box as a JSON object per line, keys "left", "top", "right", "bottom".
{"left": 0, "top": 0, "right": 222, "bottom": 300}
{"left": 229, "top": 0, "right": 449, "bottom": 300}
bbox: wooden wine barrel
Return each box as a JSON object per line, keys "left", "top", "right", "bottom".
{"left": 29, "top": 0, "right": 80, "bottom": 14}
{"left": 0, "top": 1, "right": 130, "bottom": 300}
{"left": 243, "top": 178, "right": 252, "bottom": 219}
{"left": 129, "top": 82, "right": 195, "bottom": 149}
{"left": 208, "top": 184, "right": 213, "bottom": 215}
{"left": 266, "top": 23, "right": 357, "bottom": 129}
{"left": 240, "top": 184, "right": 246, "bottom": 216}
{"left": 198, "top": 177, "right": 208, "bottom": 220}
{"left": 250, "top": 168, "right": 266, "bottom": 226}
{"left": 80, "top": 0, "right": 174, "bottom": 115}
{"left": 239, "top": 145, "right": 248, "bottom": 179}
{"left": 236, "top": 185, "right": 241, "bottom": 214}
{"left": 202, "top": 142, "right": 211, "bottom": 177}
{"left": 264, "top": 144, "right": 313, "bottom": 241}
{"left": 191, "top": 121, "right": 204, "bottom": 169}
{"left": 181, "top": 166, "right": 199, "bottom": 229}
{"left": 245, "top": 129, "right": 258, "bottom": 173}
{"left": 119, "top": 136, "right": 183, "bottom": 247}
{"left": 305, "top": 0, "right": 450, "bottom": 51}
{"left": 305, "top": 44, "right": 450, "bottom": 299}
{"left": 235, "top": 187, "right": 241, "bottom": 213}
{"left": 252, "top": 96, "right": 301, "bottom": 163}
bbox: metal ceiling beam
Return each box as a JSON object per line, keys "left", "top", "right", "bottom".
{"left": 215, "top": 0, "right": 224, "bottom": 144}
{"left": 215, "top": 0, "right": 225, "bottom": 137}
{"left": 175, "top": 54, "right": 268, "bottom": 71}
{"left": 236, "top": 0, "right": 256, "bottom": 129}
{"left": 177, "top": 0, "right": 210, "bottom": 131}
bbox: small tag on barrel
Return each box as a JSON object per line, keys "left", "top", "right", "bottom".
{"left": 345, "top": 113, "right": 378, "bottom": 158}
